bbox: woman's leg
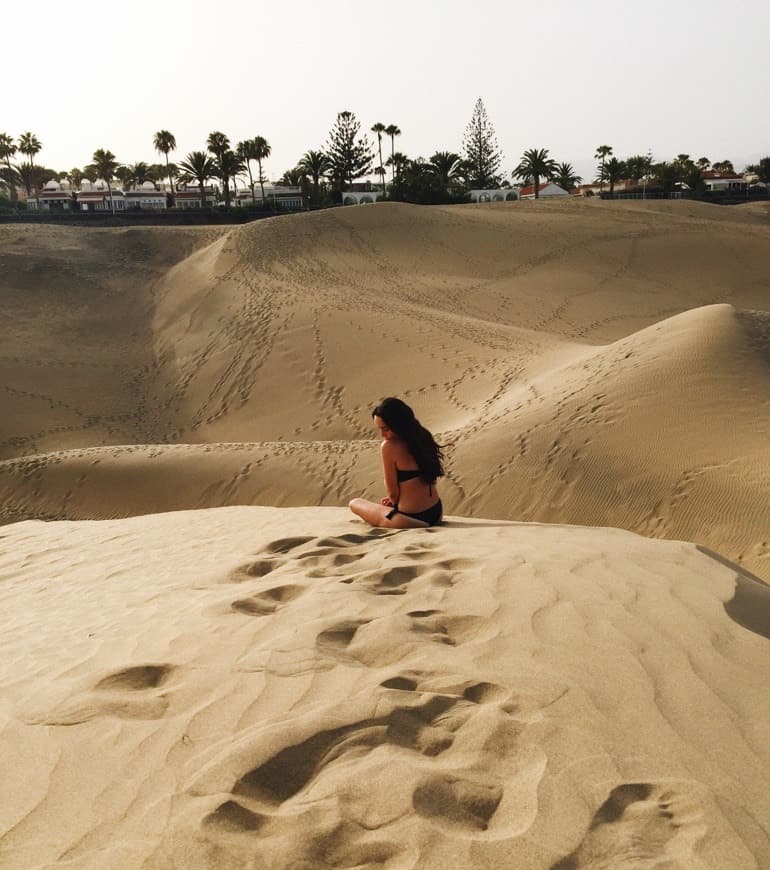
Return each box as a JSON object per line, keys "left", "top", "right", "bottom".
{"left": 348, "top": 498, "right": 429, "bottom": 529}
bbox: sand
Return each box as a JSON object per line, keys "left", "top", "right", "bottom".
{"left": 1, "top": 199, "right": 769, "bottom": 867}
{"left": 1, "top": 508, "right": 769, "bottom": 868}
{"left": 1, "top": 200, "right": 769, "bottom": 580}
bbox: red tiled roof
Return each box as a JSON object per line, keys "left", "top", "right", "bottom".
{"left": 519, "top": 181, "right": 563, "bottom": 196}
{"left": 702, "top": 170, "right": 742, "bottom": 179}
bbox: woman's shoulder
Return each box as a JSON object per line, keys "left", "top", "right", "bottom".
{"left": 381, "top": 439, "right": 411, "bottom": 462}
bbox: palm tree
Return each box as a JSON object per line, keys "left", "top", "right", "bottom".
{"left": 115, "top": 165, "right": 133, "bottom": 190}
{"left": 278, "top": 167, "right": 305, "bottom": 186}
{"left": 712, "top": 160, "right": 734, "bottom": 173}
{"left": 253, "top": 136, "right": 271, "bottom": 202}
{"left": 68, "top": 167, "right": 84, "bottom": 190}
{"left": 599, "top": 157, "right": 627, "bottom": 195}
{"left": 18, "top": 132, "right": 41, "bottom": 166}
{"left": 746, "top": 157, "right": 770, "bottom": 184}
{"left": 385, "top": 124, "right": 401, "bottom": 182}
{"left": 386, "top": 151, "right": 408, "bottom": 185}
{"left": 594, "top": 144, "right": 613, "bottom": 192}
{"left": 92, "top": 148, "right": 119, "bottom": 213}
{"left": 178, "top": 151, "right": 217, "bottom": 208}
{"left": 514, "top": 148, "right": 557, "bottom": 198}
{"left": 0, "top": 133, "right": 18, "bottom": 205}
{"left": 625, "top": 154, "right": 653, "bottom": 187}
{"left": 428, "top": 151, "right": 463, "bottom": 190}
{"left": 127, "top": 162, "right": 154, "bottom": 188}
{"left": 19, "top": 132, "right": 42, "bottom": 207}
{"left": 215, "top": 150, "right": 244, "bottom": 206}
{"left": 206, "top": 132, "right": 233, "bottom": 205}
{"left": 371, "top": 122, "right": 386, "bottom": 195}
{"left": 0, "top": 164, "right": 21, "bottom": 201}
{"left": 236, "top": 139, "right": 258, "bottom": 203}
{"left": 153, "top": 130, "right": 177, "bottom": 194}
{"left": 552, "top": 161, "right": 581, "bottom": 192}
{"left": 298, "top": 149, "right": 331, "bottom": 204}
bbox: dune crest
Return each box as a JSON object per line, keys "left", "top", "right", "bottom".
{"left": 2, "top": 204, "right": 769, "bottom": 579}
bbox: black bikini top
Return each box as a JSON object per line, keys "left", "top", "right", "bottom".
{"left": 396, "top": 468, "right": 423, "bottom": 483}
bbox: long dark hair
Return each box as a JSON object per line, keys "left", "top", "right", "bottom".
{"left": 372, "top": 397, "right": 445, "bottom": 484}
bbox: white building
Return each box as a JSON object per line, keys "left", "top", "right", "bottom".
{"left": 236, "top": 184, "right": 304, "bottom": 209}
{"left": 125, "top": 181, "right": 167, "bottom": 209}
{"left": 25, "top": 180, "right": 76, "bottom": 210}
{"left": 702, "top": 170, "right": 747, "bottom": 192}
{"left": 518, "top": 182, "right": 570, "bottom": 200}
{"left": 470, "top": 189, "right": 518, "bottom": 203}
{"left": 77, "top": 179, "right": 126, "bottom": 211}
{"left": 174, "top": 184, "right": 220, "bottom": 208}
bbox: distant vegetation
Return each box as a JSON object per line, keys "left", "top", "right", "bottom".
{"left": 2, "top": 100, "right": 769, "bottom": 210}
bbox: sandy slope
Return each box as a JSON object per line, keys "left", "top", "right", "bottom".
{"left": 1, "top": 200, "right": 768, "bottom": 580}
{"left": 0, "top": 507, "right": 768, "bottom": 869}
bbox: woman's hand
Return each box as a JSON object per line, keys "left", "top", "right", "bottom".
{"left": 380, "top": 497, "right": 394, "bottom": 507}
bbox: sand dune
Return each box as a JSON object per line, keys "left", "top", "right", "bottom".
{"left": 2, "top": 201, "right": 770, "bottom": 866}
{"left": 1, "top": 507, "right": 768, "bottom": 868}
{"left": 2, "top": 201, "right": 768, "bottom": 579}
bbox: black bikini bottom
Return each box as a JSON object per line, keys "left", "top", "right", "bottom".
{"left": 386, "top": 499, "right": 443, "bottom": 526}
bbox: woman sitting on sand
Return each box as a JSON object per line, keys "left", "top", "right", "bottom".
{"left": 349, "top": 397, "right": 444, "bottom": 528}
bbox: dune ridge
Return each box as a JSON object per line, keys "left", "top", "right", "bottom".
{"left": 2, "top": 200, "right": 769, "bottom": 579}
{"left": 2, "top": 200, "right": 770, "bottom": 867}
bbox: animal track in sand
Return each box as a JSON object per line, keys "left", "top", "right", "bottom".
{"left": 551, "top": 782, "right": 705, "bottom": 870}
{"left": 231, "top": 584, "right": 305, "bottom": 616}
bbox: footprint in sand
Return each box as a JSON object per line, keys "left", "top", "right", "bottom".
{"left": 316, "top": 619, "right": 370, "bottom": 653}
{"left": 227, "top": 532, "right": 392, "bottom": 583}
{"left": 204, "top": 799, "right": 268, "bottom": 833}
{"left": 231, "top": 584, "right": 305, "bottom": 616}
{"left": 226, "top": 536, "right": 317, "bottom": 583}
{"left": 551, "top": 782, "right": 705, "bottom": 869}
{"left": 341, "top": 564, "right": 423, "bottom": 595}
{"left": 412, "top": 774, "right": 503, "bottom": 832}
{"left": 223, "top": 694, "right": 473, "bottom": 812}
{"left": 30, "top": 663, "right": 175, "bottom": 725}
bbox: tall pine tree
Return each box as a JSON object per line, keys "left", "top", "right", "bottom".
{"left": 462, "top": 98, "right": 503, "bottom": 189}
{"left": 325, "top": 111, "right": 374, "bottom": 190}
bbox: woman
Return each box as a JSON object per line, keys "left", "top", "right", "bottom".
{"left": 349, "top": 397, "right": 444, "bottom": 528}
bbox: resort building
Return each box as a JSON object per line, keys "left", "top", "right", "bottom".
{"left": 76, "top": 180, "right": 126, "bottom": 211}
{"left": 518, "top": 182, "right": 570, "bottom": 200}
{"left": 174, "top": 185, "right": 220, "bottom": 208}
{"left": 125, "top": 181, "right": 168, "bottom": 209}
{"left": 339, "top": 181, "right": 384, "bottom": 205}
{"left": 702, "top": 170, "right": 748, "bottom": 192}
{"left": 236, "top": 184, "right": 304, "bottom": 209}
{"left": 24, "top": 180, "right": 76, "bottom": 210}
{"left": 470, "top": 189, "right": 518, "bottom": 203}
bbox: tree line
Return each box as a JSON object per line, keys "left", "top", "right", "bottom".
{"left": 2, "top": 98, "right": 768, "bottom": 210}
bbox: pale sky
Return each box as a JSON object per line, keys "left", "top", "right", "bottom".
{"left": 5, "top": 0, "right": 769, "bottom": 184}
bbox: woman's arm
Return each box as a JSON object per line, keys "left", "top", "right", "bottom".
{"left": 380, "top": 441, "right": 400, "bottom": 506}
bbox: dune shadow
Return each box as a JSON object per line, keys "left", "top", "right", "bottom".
{"left": 696, "top": 545, "right": 770, "bottom": 640}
